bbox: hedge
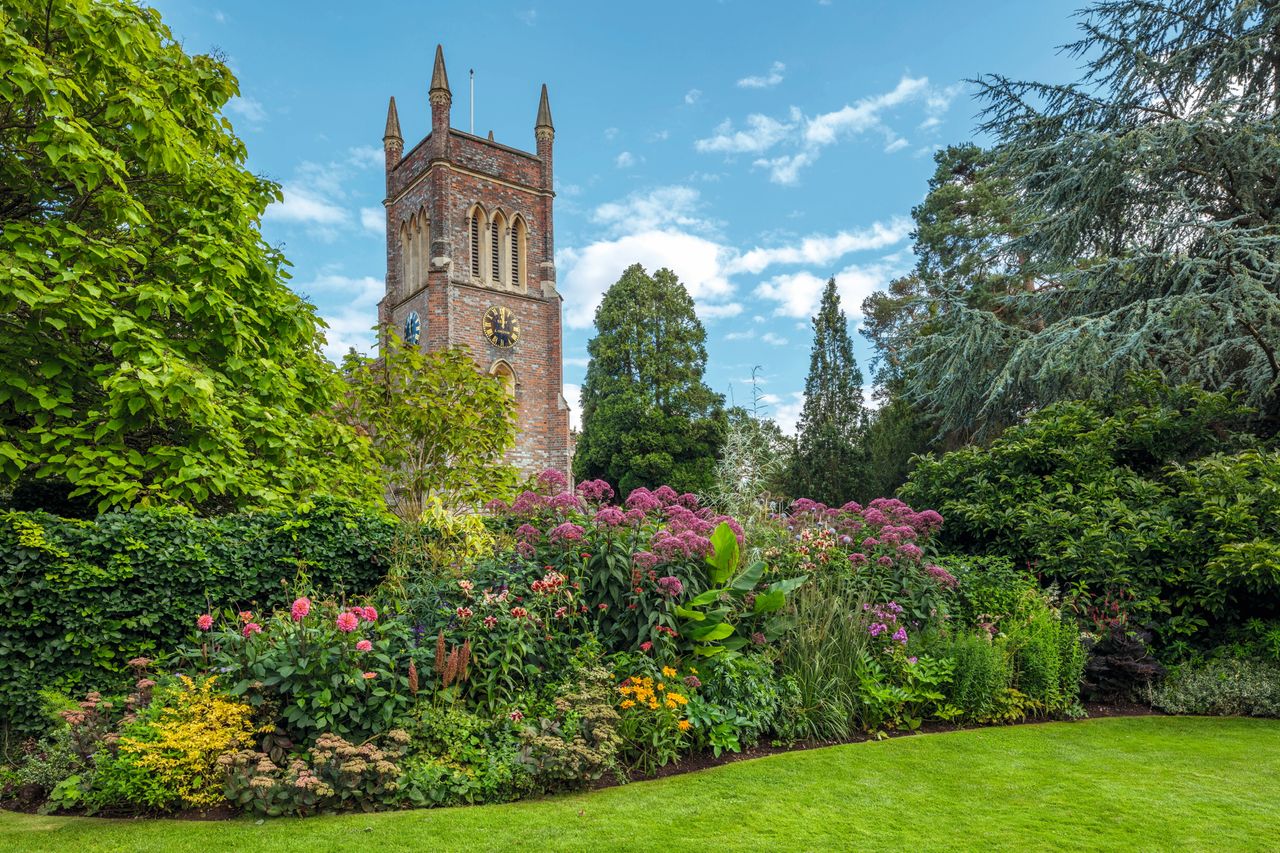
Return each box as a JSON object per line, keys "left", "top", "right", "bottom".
{"left": 0, "top": 498, "right": 399, "bottom": 742}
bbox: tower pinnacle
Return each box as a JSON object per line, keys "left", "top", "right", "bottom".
{"left": 430, "top": 44, "right": 450, "bottom": 98}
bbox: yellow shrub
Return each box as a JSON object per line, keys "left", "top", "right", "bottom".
{"left": 119, "top": 676, "right": 257, "bottom": 808}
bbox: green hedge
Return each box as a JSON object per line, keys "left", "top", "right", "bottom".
{"left": 0, "top": 498, "right": 398, "bottom": 742}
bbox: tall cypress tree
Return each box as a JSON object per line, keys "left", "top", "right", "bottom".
{"left": 574, "top": 264, "right": 725, "bottom": 495}
{"left": 788, "top": 278, "right": 867, "bottom": 504}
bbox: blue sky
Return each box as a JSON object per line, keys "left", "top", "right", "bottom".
{"left": 152, "top": 0, "right": 1083, "bottom": 432}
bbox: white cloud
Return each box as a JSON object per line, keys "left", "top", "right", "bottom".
{"left": 615, "top": 151, "right": 637, "bottom": 168}
{"left": 728, "top": 217, "right": 910, "bottom": 275}
{"left": 297, "top": 273, "right": 383, "bottom": 362}
{"left": 213, "top": 9, "right": 227, "bottom": 23}
{"left": 737, "top": 61, "right": 786, "bottom": 89}
{"left": 768, "top": 391, "right": 806, "bottom": 434}
{"left": 695, "top": 112, "right": 797, "bottom": 154}
{"left": 563, "top": 383, "right": 582, "bottom": 431}
{"left": 264, "top": 147, "right": 384, "bottom": 239}
{"left": 592, "top": 185, "right": 713, "bottom": 236}
{"left": 360, "top": 207, "right": 384, "bottom": 234}
{"left": 698, "top": 75, "right": 960, "bottom": 184}
{"left": 557, "top": 229, "right": 737, "bottom": 328}
{"left": 755, "top": 256, "right": 908, "bottom": 319}
{"left": 684, "top": 89, "right": 702, "bottom": 105}
{"left": 226, "top": 96, "right": 266, "bottom": 124}
{"left": 603, "top": 126, "right": 620, "bottom": 141}
{"left": 761, "top": 331, "right": 789, "bottom": 346}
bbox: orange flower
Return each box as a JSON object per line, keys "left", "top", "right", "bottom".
{"left": 678, "top": 720, "right": 692, "bottom": 732}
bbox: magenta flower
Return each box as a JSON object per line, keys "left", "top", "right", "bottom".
{"left": 861, "top": 537, "right": 880, "bottom": 549}
{"left": 537, "top": 468, "right": 569, "bottom": 492}
{"left": 336, "top": 612, "right": 359, "bottom": 633}
{"left": 657, "top": 575, "right": 684, "bottom": 597}
{"left": 242, "top": 622, "right": 263, "bottom": 637}
{"left": 549, "top": 492, "right": 584, "bottom": 513}
{"left": 868, "top": 622, "right": 888, "bottom": 638}
{"left": 625, "top": 488, "right": 662, "bottom": 512}
{"left": 549, "top": 521, "right": 585, "bottom": 543}
{"left": 892, "top": 627, "right": 908, "bottom": 644}
{"left": 877, "top": 555, "right": 894, "bottom": 566}
{"left": 483, "top": 498, "right": 509, "bottom": 513}
{"left": 848, "top": 553, "right": 868, "bottom": 566}
{"left": 594, "top": 506, "right": 625, "bottom": 527}
{"left": 577, "top": 479, "right": 615, "bottom": 502}
{"left": 925, "top": 564, "right": 959, "bottom": 589}
{"left": 511, "top": 491, "right": 545, "bottom": 513}
{"left": 356, "top": 639, "right": 373, "bottom": 652}
{"left": 290, "top": 597, "right": 311, "bottom": 622}
{"left": 515, "top": 523, "right": 541, "bottom": 542}
{"left": 196, "top": 614, "right": 213, "bottom": 631}
{"left": 654, "top": 485, "right": 679, "bottom": 504}
{"left": 362, "top": 606, "right": 379, "bottom": 622}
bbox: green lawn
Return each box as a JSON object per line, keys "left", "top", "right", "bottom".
{"left": 3, "top": 716, "right": 1277, "bottom": 852}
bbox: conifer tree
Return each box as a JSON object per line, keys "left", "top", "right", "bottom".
{"left": 574, "top": 264, "right": 725, "bottom": 495}
{"left": 787, "top": 278, "right": 867, "bottom": 504}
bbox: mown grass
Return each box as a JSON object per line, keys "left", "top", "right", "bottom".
{"left": 3, "top": 716, "right": 1277, "bottom": 852}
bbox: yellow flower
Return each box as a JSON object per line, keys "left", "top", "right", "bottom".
{"left": 657, "top": 683, "right": 665, "bottom": 692}
{"left": 666, "top": 692, "right": 688, "bottom": 705}
{"left": 620, "top": 699, "right": 635, "bottom": 709}
{"left": 665, "top": 700, "right": 677, "bottom": 710}
{"left": 661, "top": 666, "right": 677, "bottom": 678}
{"left": 678, "top": 720, "right": 692, "bottom": 732}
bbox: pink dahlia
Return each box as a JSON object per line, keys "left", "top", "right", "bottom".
{"left": 356, "top": 639, "right": 373, "bottom": 652}
{"left": 336, "top": 611, "right": 359, "bottom": 633}
{"left": 362, "top": 606, "right": 379, "bottom": 622}
{"left": 242, "top": 622, "right": 263, "bottom": 637}
{"left": 196, "top": 614, "right": 214, "bottom": 631}
{"left": 290, "top": 597, "right": 311, "bottom": 622}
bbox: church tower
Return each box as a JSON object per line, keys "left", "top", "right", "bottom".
{"left": 378, "top": 46, "right": 571, "bottom": 479}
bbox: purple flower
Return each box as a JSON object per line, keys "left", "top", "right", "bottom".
{"left": 677, "top": 492, "right": 700, "bottom": 509}
{"left": 861, "top": 537, "right": 880, "bottom": 549}
{"left": 892, "top": 627, "right": 908, "bottom": 644}
{"left": 632, "top": 551, "right": 660, "bottom": 569}
{"left": 877, "top": 555, "right": 894, "bottom": 566}
{"left": 657, "top": 576, "right": 684, "bottom": 597}
{"left": 515, "top": 523, "right": 541, "bottom": 542}
{"left": 511, "top": 490, "right": 545, "bottom": 513}
{"left": 623, "top": 508, "right": 647, "bottom": 525}
{"left": 625, "top": 488, "right": 662, "bottom": 512}
{"left": 898, "top": 543, "right": 923, "bottom": 560}
{"left": 549, "top": 522, "right": 585, "bottom": 543}
{"left": 907, "top": 656, "right": 918, "bottom": 665}
{"left": 577, "top": 479, "right": 615, "bottom": 502}
{"left": 863, "top": 508, "right": 888, "bottom": 526}
{"left": 549, "top": 492, "right": 584, "bottom": 513}
{"left": 594, "top": 506, "right": 625, "bottom": 526}
{"left": 869, "top": 622, "right": 888, "bottom": 638}
{"left": 654, "top": 485, "right": 679, "bottom": 504}
{"left": 925, "top": 564, "right": 959, "bottom": 589}
{"left": 537, "top": 468, "right": 569, "bottom": 492}
{"left": 750, "top": 631, "right": 766, "bottom": 645}
{"left": 840, "top": 501, "right": 863, "bottom": 513}
{"left": 848, "top": 553, "right": 869, "bottom": 566}
{"left": 484, "top": 498, "right": 509, "bottom": 513}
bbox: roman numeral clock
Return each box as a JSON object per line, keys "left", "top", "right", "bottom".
{"left": 483, "top": 305, "right": 519, "bottom": 348}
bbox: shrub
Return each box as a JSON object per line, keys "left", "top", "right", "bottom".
{"left": 937, "top": 555, "right": 1038, "bottom": 629}
{"left": 614, "top": 664, "right": 695, "bottom": 773}
{"left": 1149, "top": 658, "right": 1280, "bottom": 717}
{"left": 935, "top": 631, "right": 1012, "bottom": 723}
{"left": 398, "top": 705, "right": 533, "bottom": 807}
{"left": 191, "top": 595, "right": 414, "bottom": 746}
{"left": 0, "top": 498, "right": 399, "bottom": 741}
{"left": 1002, "top": 592, "right": 1085, "bottom": 716}
{"left": 1081, "top": 627, "right": 1165, "bottom": 703}
{"left": 518, "top": 662, "right": 622, "bottom": 791}
{"left": 694, "top": 654, "right": 782, "bottom": 748}
{"left": 902, "top": 380, "right": 1275, "bottom": 649}
{"left": 221, "top": 729, "right": 410, "bottom": 816}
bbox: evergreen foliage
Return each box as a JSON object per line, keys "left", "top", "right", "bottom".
{"left": 0, "top": 0, "right": 381, "bottom": 511}
{"left": 574, "top": 264, "right": 725, "bottom": 495}
{"left": 870, "top": 1, "right": 1280, "bottom": 440}
{"left": 788, "top": 278, "right": 867, "bottom": 505}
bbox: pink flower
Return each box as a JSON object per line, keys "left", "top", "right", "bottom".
{"left": 510, "top": 606, "right": 528, "bottom": 619}
{"left": 510, "top": 710, "right": 525, "bottom": 721}
{"left": 483, "top": 498, "right": 509, "bottom": 513}
{"left": 869, "top": 622, "right": 888, "bottom": 638}
{"left": 898, "top": 543, "right": 924, "bottom": 561}
{"left": 594, "top": 506, "right": 625, "bottom": 526}
{"left": 483, "top": 615, "right": 498, "bottom": 629}
{"left": 632, "top": 551, "right": 660, "bottom": 569}
{"left": 577, "top": 479, "right": 615, "bottom": 502}
{"left": 907, "top": 656, "right": 918, "bottom": 665}
{"left": 362, "top": 671, "right": 377, "bottom": 680}
{"left": 554, "top": 606, "right": 568, "bottom": 618}
{"left": 362, "top": 606, "right": 378, "bottom": 622}
{"left": 549, "top": 522, "right": 585, "bottom": 543}
{"left": 356, "top": 639, "right": 373, "bottom": 652}
{"left": 877, "top": 555, "right": 894, "bottom": 566}
{"left": 848, "top": 553, "right": 868, "bottom": 566}
{"left": 654, "top": 485, "right": 678, "bottom": 504}
{"left": 515, "top": 523, "right": 540, "bottom": 542}
{"left": 537, "top": 468, "right": 568, "bottom": 492}
{"left": 625, "top": 488, "right": 662, "bottom": 512}
{"left": 336, "top": 611, "right": 359, "bottom": 633}
{"left": 640, "top": 641, "right": 653, "bottom": 651}
{"left": 290, "top": 597, "right": 311, "bottom": 622}
{"left": 196, "top": 614, "right": 213, "bottom": 631}
{"left": 242, "top": 622, "right": 262, "bottom": 637}
{"left": 657, "top": 576, "right": 684, "bottom": 597}
{"left": 926, "top": 564, "right": 959, "bottom": 589}
{"left": 456, "top": 606, "right": 474, "bottom": 621}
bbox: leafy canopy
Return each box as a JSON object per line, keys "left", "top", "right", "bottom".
{"left": 574, "top": 264, "right": 726, "bottom": 495}
{"left": 0, "top": 0, "right": 380, "bottom": 510}
{"left": 338, "top": 336, "right": 518, "bottom": 516}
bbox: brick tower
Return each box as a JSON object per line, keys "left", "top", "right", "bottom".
{"left": 378, "top": 45, "right": 570, "bottom": 479}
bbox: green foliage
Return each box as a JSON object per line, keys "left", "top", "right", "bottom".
{"left": 788, "top": 278, "right": 868, "bottom": 505}
{"left": 1150, "top": 659, "right": 1280, "bottom": 718}
{"left": 857, "top": 388, "right": 935, "bottom": 501}
{"left": 195, "top": 598, "right": 414, "bottom": 746}
{"left": 673, "top": 522, "right": 803, "bottom": 659}
{"left": 338, "top": 337, "right": 518, "bottom": 517}
{"left": 694, "top": 654, "right": 782, "bottom": 748}
{"left": 518, "top": 662, "right": 622, "bottom": 792}
{"left": 0, "top": 0, "right": 381, "bottom": 511}
{"left": 0, "top": 499, "right": 396, "bottom": 740}
{"left": 933, "top": 632, "right": 1011, "bottom": 723}
{"left": 220, "top": 729, "right": 410, "bottom": 817}
{"left": 398, "top": 705, "right": 533, "bottom": 807}
{"left": 903, "top": 379, "right": 1274, "bottom": 646}
{"left": 574, "top": 264, "right": 726, "bottom": 494}
{"left": 711, "top": 404, "right": 792, "bottom": 522}
{"left": 937, "top": 554, "right": 1038, "bottom": 628}
{"left": 1002, "top": 592, "right": 1085, "bottom": 716}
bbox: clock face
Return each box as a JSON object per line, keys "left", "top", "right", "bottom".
{"left": 403, "top": 311, "right": 421, "bottom": 345}
{"left": 483, "top": 305, "right": 519, "bottom": 348}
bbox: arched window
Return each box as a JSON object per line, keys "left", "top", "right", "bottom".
{"left": 398, "top": 221, "right": 410, "bottom": 298}
{"left": 468, "top": 204, "right": 487, "bottom": 281}
{"left": 490, "top": 360, "right": 518, "bottom": 423}
{"left": 415, "top": 210, "right": 428, "bottom": 287}
{"left": 509, "top": 215, "right": 527, "bottom": 291}
{"left": 407, "top": 214, "right": 419, "bottom": 292}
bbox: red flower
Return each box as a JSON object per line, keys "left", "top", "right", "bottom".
{"left": 640, "top": 641, "right": 653, "bottom": 651}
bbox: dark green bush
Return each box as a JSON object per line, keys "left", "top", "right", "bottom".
{"left": 0, "top": 498, "right": 397, "bottom": 741}
{"left": 903, "top": 379, "right": 1277, "bottom": 648}
{"left": 939, "top": 632, "right": 1011, "bottom": 722}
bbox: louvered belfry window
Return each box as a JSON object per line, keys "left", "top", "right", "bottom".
{"left": 470, "top": 214, "right": 481, "bottom": 278}
{"left": 511, "top": 224, "right": 520, "bottom": 288}
{"left": 491, "top": 220, "right": 501, "bottom": 282}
